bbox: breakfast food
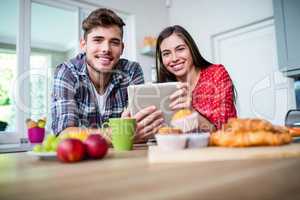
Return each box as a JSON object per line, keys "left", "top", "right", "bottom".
{"left": 288, "top": 127, "right": 300, "bottom": 137}
{"left": 210, "top": 118, "right": 292, "bottom": 147}
{"left": 158, "top": 126, "right": 183, "bottom": 135}
{"left": 59, "top": 131, "right": 90, "bottom": 141}
{"left": 171, "top": 109, "right": 193, "bottom": 121}
{"left": 171, "top": 109, "right": 199, "bottom": 133}
{"left": 33, "top": 134, "right": 61, "bottom": 152}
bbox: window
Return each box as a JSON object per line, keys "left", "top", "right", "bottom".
{"left": 0, "top": 0, "right": 135, "bottom": 145}
{"left": 30, "top": 2, "right": 78, "bottom": 130}
{"left": 0, "top": 0, "right": 18, "bottom": 133}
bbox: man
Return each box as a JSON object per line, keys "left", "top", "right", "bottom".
{"left": 51, "top": 8, "right": 163, "bottom": 143}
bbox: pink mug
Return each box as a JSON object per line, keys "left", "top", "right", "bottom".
{"left": 28, "top": 127, "right": 45, "bottom": 143}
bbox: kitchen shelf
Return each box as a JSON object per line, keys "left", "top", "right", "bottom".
{"left": 141, "top": 46, "right": 155, "bottom": 57}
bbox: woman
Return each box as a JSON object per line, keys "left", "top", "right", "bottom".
{"left": 156, "top": 25, "right": 237, "bottom": 131}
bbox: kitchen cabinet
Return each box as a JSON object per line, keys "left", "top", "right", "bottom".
{"left": 273, "top": 0, "right": 300, "bottom": 76}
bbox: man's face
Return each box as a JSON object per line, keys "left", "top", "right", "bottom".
{"left": 80, "top": 25, "right": 124, "bottom": 73}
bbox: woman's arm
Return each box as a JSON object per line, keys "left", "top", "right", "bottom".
{"left": 192, "top": 65, "right": 237, "bottom": 130}
{"left": 169, "top": 82, "right": 216, "bottom": 132}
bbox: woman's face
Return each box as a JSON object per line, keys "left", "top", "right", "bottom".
{"left": 160, "top": 33, "right": 194, "bottom": 80}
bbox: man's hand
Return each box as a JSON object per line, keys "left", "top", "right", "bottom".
{"left": 135, "top": 106, "right": 164, "bottom": 142}
{"left": 121, "top": 107, "right": 130, "bottom": 118}
{"left": 122, "top": 106, "right": 164, "bottom": 142}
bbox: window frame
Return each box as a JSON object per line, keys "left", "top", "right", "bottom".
{"left": 0, "top": 0, "right": 135, "bottom": 144}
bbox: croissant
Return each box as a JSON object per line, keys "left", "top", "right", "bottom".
{"left": 210, "top": 118, "right": 292, "bottom": 147}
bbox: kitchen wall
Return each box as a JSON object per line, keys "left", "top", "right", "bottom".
{"left": 169, "top": 0, "right": 273, "bottom": 59}
{"left": 81, "top": 0, "right": 169, "bottom": 82}
{"left": 80, "top": 0, "right": 295, "bottom": 124}
{"left": 168, "top": 0, "right": 295, "bottom": 124}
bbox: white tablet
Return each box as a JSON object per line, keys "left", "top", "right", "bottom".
{"left": 127, "top": 82, "right": 179, "bottom": 125}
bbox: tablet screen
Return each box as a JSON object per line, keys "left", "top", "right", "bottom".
{"left": 127, "top": 82, "right": 179, "bottom": 125}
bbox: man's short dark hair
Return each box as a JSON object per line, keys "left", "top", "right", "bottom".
{"left": 82, "top": 8, "right": 125, "bottom": 39}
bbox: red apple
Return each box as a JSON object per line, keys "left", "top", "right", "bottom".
{"left": 84, "top": 134, "right": 108, "bottom": 159}
{"left": 57, "top": 138, "right": 86, "bottom": 163}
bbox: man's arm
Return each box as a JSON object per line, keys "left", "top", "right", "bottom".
{"left": 51, "top": 64, "right": 79, "bottom": 135}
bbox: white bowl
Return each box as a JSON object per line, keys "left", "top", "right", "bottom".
{"left": 155, "top": 134, "right": 187, "bottom": 151}
{"left": 183, "top": 132, "right": 210, "bottom": 148}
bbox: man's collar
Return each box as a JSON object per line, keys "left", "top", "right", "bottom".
{"left": 110, "top": 67, "right": 123, "bottom": 85}
{"left": 107, "top": 61, "right": 124, "bottom": 86}
{"left": 78, "top": 56, "right": 88, "bottom": 76}
{"left": 79, "top": 54, "right": 123, "bottom": 86}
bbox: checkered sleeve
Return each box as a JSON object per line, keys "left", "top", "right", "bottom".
{"left": 130, "top": 62, "right": 145, "bottom": 85}
{"left": 51, "top": 63, "right": 79, "bottom": 135}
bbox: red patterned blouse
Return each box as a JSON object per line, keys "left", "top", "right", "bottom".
{"left": 192, "top": 64, "right": 237, "bottom": 129}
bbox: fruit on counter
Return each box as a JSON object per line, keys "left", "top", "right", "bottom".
{"left": 57, "top": 138, "right": 86, "bottom": 163}
{"left": 42, "top": 134, "right": 56, "bottom": 151}
{"left": 37, "top": 119, "right": 46, "bottom": 128}
{"left": 84, "top": 134, "right": 108, "bottom": 159}
{"left": 32, "top": 134, "right": 61, "bottom": 152}
{"left": 26, "top": 117, "right": 46, "bottom": 129}
{"left": 58, "top": 131, "right": 89, "bottom": 141}
{"left": 26, "top": 119, "right": 38, "bottom": 129}
{"left": 51, "top": 138, "right": 60, "bottom": 151}
{"left": 31, "top": 132, "right": 109, "bottom": 163}
{"left": 288, "top": 127, "right": 300, "bottom": 137}
{"left": 32, "top": 144, "right": 43, "bottom": 152}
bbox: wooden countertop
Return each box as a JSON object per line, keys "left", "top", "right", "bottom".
{"left": 1, "top": 146, "right": 300, "bottom": 200}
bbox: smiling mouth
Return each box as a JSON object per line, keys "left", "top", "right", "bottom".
{"left": 171, "top": 62, "right": 184, "bottom": 71}
{"left": 95, "top": 55, "right": 113, "bottom": 65}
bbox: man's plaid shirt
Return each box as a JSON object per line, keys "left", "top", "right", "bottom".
{"left": 51, "top": 53, "right": 144, "bottom": 135}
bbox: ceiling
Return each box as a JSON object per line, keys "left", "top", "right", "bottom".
{"left": 0, "top": 0, "right": 78, "bottom": 52}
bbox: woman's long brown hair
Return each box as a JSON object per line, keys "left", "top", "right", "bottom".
{"left": 155, "top": 25, "right": 237, "bottom": 103}
{"left": 155, "top": 25, "right": 212, "bottom": 82}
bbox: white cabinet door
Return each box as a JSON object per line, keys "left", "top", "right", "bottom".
{"left": 212, "top": 18, "right": 294, "bottom": 125}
